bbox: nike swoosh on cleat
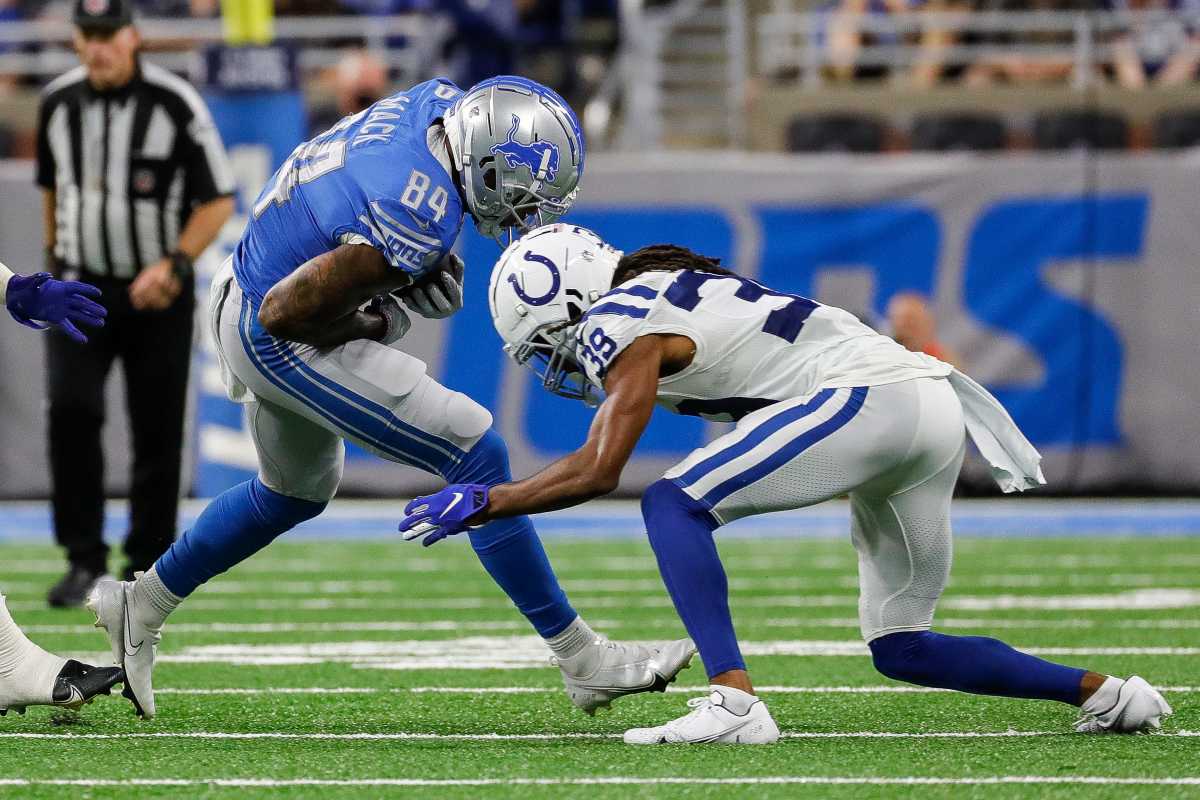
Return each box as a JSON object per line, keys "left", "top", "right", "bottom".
{"left": 54, "top": 685, "right": 85, "bottom": 708}
{"left": 122, "top": 588, "right": 144, "bottom": 658}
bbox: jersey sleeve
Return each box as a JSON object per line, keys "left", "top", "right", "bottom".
{"left": 35, "top": 97, "right": 56, "bottom": 190}
{"left": 574, "top": 298, "right": 654, "bottom": 387}
{"left": 343, "top": 194, "right": 452, "bottom": 276}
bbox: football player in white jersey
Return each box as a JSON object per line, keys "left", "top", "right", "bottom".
{"left": 399, "top": 224, "right": 1172, "bottom": 744}
{"left": 0, "top": 260, "right": 124, "bottom": 715}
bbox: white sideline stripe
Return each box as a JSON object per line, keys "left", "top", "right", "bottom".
{"left": 154, "top": 685, "right": 1200, "bottom": 696}
{"left": 2, "top": 731, "right": 1197, "bottom": 741}
{"left": 0, "top": 777, "right": 1199, "bottom": 788}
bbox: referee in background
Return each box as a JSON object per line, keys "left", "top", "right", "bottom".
{"left": 36, "top": 0, "right": 235, "bottom": 606}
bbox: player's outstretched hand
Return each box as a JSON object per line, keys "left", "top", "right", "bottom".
{"left": 399, "top": 483, "right": 489, "bottom": 546}
{"left": 6, "top": 272, "right": 107, "bottom": 343}
{"left": 402, "top": 254, "right": 464, "bottom": 320}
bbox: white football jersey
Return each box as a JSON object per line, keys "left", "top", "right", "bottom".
{"left": 574, "top": 270, "right": 952, "bottom": 421}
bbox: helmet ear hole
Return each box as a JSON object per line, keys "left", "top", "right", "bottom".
{"left": 479, "top": 156, "right": 497, "bottom": 191}
{"left": 566, "top": 301, "right": 582, "bottom": 323}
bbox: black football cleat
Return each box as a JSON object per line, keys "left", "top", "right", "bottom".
{"left": 1, "top": 660, "right": 124, "bottom": 717}
{"left": 50, "top": 660, "right": 124, "bottom": 711}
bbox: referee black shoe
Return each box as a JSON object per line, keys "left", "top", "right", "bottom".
{"left": 47, "top": 565, "right": 111, "bottom": 608}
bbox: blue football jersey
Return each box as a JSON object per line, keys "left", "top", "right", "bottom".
{"left": 233, "top": 78, "right": 466, "bottom": 306}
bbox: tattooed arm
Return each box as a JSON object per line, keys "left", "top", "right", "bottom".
{"left": 258, "top": 243, "right": 413, "bottom": 348}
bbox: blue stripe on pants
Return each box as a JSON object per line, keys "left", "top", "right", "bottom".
{"left": 699, "top": 386, "right": 869, "bottom": 509}
{"left": 236, "top": 296, "right": 456, "bottom": 475}
{"left": 673, "top": 389, "right": 836, "bottom": 489}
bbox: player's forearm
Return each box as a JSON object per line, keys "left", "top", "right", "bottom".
{"left": 275, "top": 308, "right": 387, "bottom": 349}
{"left": 483, "top": 448, "right": 622, "bottom": 521}
{"left": 176, "top": 196, "right": 235, "bottom": 260}
{"left": 260, "top": 244, "right": 402, "bottom": 344}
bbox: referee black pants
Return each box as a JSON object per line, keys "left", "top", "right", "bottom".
{"left": 46, "top": 274, "right": 194, "bottom": 574}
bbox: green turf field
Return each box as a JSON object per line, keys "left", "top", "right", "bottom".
{"left": 0, "top": 534, "right": 1196, "bottom": 798}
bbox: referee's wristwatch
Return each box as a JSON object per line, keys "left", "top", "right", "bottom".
{"left": 169, "top": 250, "right": 194, "bottom": 281}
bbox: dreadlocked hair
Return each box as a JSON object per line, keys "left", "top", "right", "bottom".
{"left": 611, "top": 244, "right": 737, "bottom": 288}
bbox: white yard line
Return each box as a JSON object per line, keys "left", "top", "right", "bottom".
{"left": 34, "top": 616, "right": 1197, "bottom": 635}
{"left": 90, "top": 638, "right": 1196, "bottom": 669}
{"left": 154, "top": 685, "right": 1200, "bottom": 696}
{"left": 0, "top": 777, "right": 1198, "bottom": 787}
{"left": 15, "top": 588, "right": 1200, "bottom": 614}
{"left": 1, "top": 731, "right": 1196, "bottom": 741}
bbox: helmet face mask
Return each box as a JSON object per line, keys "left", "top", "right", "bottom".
{"left": 446, "top": 77, "right": 584, "bottom": 245}
{"left": 507, "top": 319, "right": 602, "bottom": 406}
{"left": 489, "top": 224, "right": 622, "bottom": 405}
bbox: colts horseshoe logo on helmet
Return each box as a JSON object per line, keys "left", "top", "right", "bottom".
{"left": 508, "top": 251, "right": 561, "bottom": 306}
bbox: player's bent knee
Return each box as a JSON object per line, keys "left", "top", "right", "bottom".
{"left": 444, "top": 428, "right": 512, "bottom": 485}
{"left": 641, "top": 479, "right": 718, "bottom": 541}
{"left": 446, "top": 391, "right": 493, "bottom": 441}
{"left": 869, "top": 630, "right": 934, "bottom": 683}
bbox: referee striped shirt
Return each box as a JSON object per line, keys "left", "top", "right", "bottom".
{"left": 36, "top": 61, "right": 235, "bottom": 279}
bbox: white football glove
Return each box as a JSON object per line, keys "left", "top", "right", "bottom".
{"left": 403, "top": 254, "right": 464, "bottom": 320}
{"left": 368, "top": 293, "right": 411, "bottom": 346}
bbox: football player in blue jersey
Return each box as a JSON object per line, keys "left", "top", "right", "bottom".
{"left": 0, "top": 260, "right": 124, "bottom": 715}
{"left": 86, "top": 76, "right": 693, "bottom": 719}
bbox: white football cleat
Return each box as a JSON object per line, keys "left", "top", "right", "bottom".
{"left": 624, "top": 687, "right": 780, "bottom": 745}
{"left": 1075, "top": 676, "right": 1172, "bottom": 734}
{"left": 554, "top": 637, "right": 695, "bottom": 715}
{"left": 86, "top": 579, "right": 160, "bottom": 719}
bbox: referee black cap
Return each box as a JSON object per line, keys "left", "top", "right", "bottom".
{"left": 73, "top": 0, "right": 134, "bottom": 32}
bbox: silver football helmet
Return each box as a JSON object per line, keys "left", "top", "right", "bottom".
{"left": 444, "top": 76, "right": 585, "bottom": 245}
{"left": 489, "top": 224, "right": 622, "bottom": 404}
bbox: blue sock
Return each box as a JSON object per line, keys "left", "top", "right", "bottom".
{"left": 443, "top": 430, "right": 577, "bottom": 638}
{"left": 155, "top": 478, "right": 326, "bottom": 597}
{"left": 641, "top": 479, "right": 744, "bottom": 678}
{"left": 869, "top": 630, "right": 1087, "bottom": 704}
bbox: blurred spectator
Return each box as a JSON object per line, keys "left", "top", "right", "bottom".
{"left": 818, "top": 0, "right": 973, "bottom": 86}
{"left": 1108, "top": 0, "right": 1200, "bottom": 87}
{"left": 441, "top": 0, "right": 519, "bottom": 88}
{"left": 308, "top": 48, "right": 388, "bottom": 136}
{"left": 887, "top": 292, "right": 963, "bottom": 368}
{"left": 823, "top": 0, "right": 918, "bottom": 82}
{"left": 965, "top": 0, "right": 1097, "bottom": 86}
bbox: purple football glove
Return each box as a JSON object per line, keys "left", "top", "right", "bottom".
{"left": 399, "top": 483, "right": 489, "bottom": 546}
{"left": 6, "top": 272, "right": 106, "bottom": 343}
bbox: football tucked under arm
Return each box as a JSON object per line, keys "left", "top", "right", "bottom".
{"left": 398, "top": 253, "right": 465, "bottom": 320}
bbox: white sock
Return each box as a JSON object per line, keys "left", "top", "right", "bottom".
{"left": 1081, "top": 676, "right": 1123, "bottom": 714}
{"left": 0, "top": 594, "right": 66, "bottom": 706}
{"left": 128, "top": 567, "right": 182, "bottom": 630}
{"left": 711, "top": 684, "right": 757, "bottom": 715}
{"left": 545, "top": 616, "right": 599, "bottom": 663}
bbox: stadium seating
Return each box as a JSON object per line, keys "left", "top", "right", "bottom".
{"left": 910, "top": 113, "right": 1008, "bottom": 152}
{"left": 786, "top": 113, "right": 886, "bottom": 154}
{"left": 1152, "top": 109, "right": 1200, "bottom": 149}
{"left": 1033, "top": 110, "right": 1130, "bottom": 150}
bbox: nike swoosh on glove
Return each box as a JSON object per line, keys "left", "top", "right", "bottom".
{"left": 403, "top": 254, "right": 464, "bottom": 319}
{"left": 399, "top": 483, "right": 489, "bottom": 546}
{"left": 6, "top": 272, "right": 107, "bottom": 343}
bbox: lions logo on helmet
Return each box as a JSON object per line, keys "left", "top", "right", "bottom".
{"left": 445, "top": 77, "right": 584, "bottom": 245}
{"left": 489, "top": 224, "right": 621, "bottom": 403}
{"left": 492, "top": 115, "right": 560, "bottom": 182}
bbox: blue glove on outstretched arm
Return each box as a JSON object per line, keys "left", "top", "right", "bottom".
{"left": 6, "top": 272, "right": 106, "bottom": 343}
{"left": 398, "top": 483, "right": 490, "bottom": 547}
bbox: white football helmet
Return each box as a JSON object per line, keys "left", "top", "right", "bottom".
{"left": 489, "top": 223, "right": 622, "bottom": 403}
